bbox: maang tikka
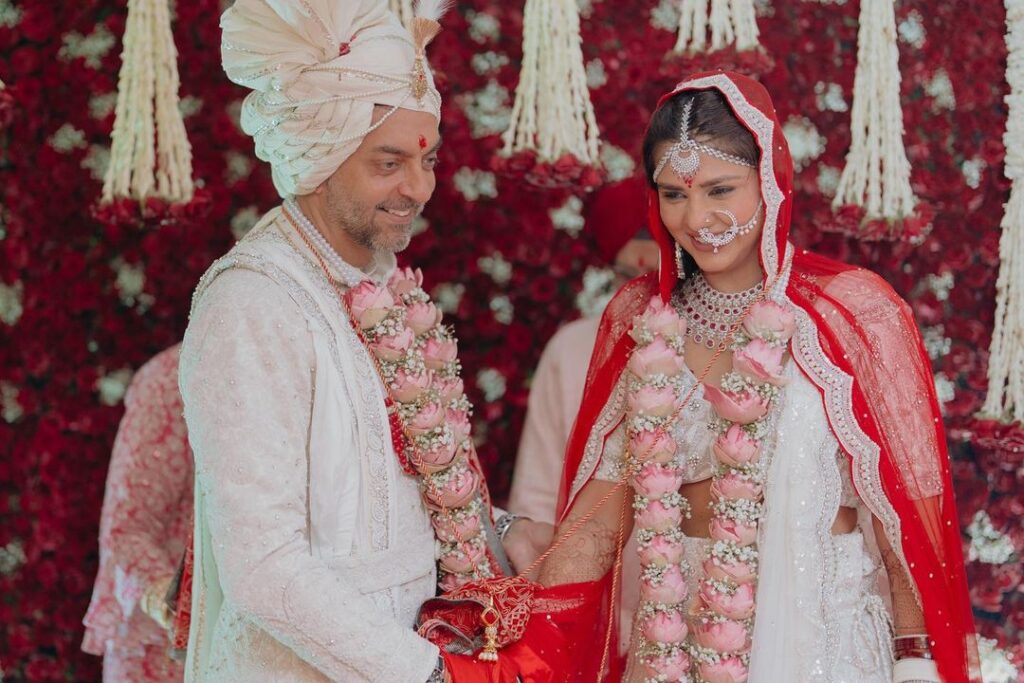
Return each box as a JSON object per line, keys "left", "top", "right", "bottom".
{"left": 653, "top": 99, "right": 757, "bottom": 184}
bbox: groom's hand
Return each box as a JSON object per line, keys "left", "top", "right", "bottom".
{"left": 502, "top": 518, "right": 554, "bottom": 580}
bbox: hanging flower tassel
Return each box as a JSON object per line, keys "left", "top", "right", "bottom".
{"left": 663, "top": 0, "right": 771, "bottom": 79}
{"left": 102, "top": 0, "right": 193, "bottom": 204}
{"left": 493, "top": 0, "right": 603, "bottom": 191}
{"left": 980, "top": 0, "right": 1024, "bottom": 423}
{"left": 829, "top": 0, "right": 929, "bottom": 243}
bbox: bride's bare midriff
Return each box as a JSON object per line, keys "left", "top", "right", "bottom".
{"left": 679, "top": 478, "right": 858, "bottom": 536}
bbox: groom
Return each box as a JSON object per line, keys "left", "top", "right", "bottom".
{"left": 180, "top": 2, "right": 548, "bottom": 681}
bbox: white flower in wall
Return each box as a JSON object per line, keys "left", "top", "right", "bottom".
{"left": 470, "top": 51, "right": 510, "bottom": 77}
{"left": 967, "top": 510, "right": 1016, "bottom": 565}
{"left": 225, "top": 151, "right": 254, "bottom": 184}
{"left": 814, "top": 81, "right": 849, "bottom": 113}
{"left": 933, "top": 374, "right": 955, "bottom": 413}
{"left": 489, "top": 295, "right": 514, "bottom": 324}
{"left": 432, "top": 283, "right": 466, "bottom": 314}
{"left": 453, "top": 168, "right": 498, "bottom": 202}
{"left": 0, "top": 540, "right": 26, "bottom": 576}
{"left": 81, "top": 144, "right": 111, "bottom": 181}
{"left": 924, "top": 271, "right": 955, "bottom": 301}
{"left": 457, "top": 80, "right": 512, "bottom": 139}
{"left": 782, "top": 116, "right": 826, "bottom": 171}
{"left": 476, "top": 368, "right": 507, "bottom": 402}
{"left": 1, "top": 381, "right": 21, "bottom": 423}
{"left": 962, "top": 157, "right": 985, "bottom": 190}
{"left": 0, "top": 0, "right": 22, "bottom": 28}
{"left": 58, "top": 25, "right": 116, "bottom": 69}
{"left": 816, "top": 166, "right": 841, "bottom": 197}
{"left": 179, "top": 95, "right": 204, "bottom": 118}
{"left": 920, "top": 325, "right": 952, "bottom": 361}
{"left": 230, "top": 205, "right": 261, "bottom": 241}
{"left": 586, "top": 59, "right": 607, "bottom": 89}
{"left": 600, "top": 144, "right": 637, "bottom": 182}
{"left": 112, "top": 257, "right": 146, "bottom": 306}
{"left": 477, "top": 252, "right": 512, "bottom": 285}
{"left": 576, "top": 266, "right": 617, "bottom": 318}
{"left": 549, "top": 196, "right": 585, "bottom": 236}
{"left": 978, "top": 637, "right": 1019, "bottom": 683}
{"left": 925, "top": 69, "right": 956, "bottom": 111}
{"left": 0, "top": 281, "right": 23, "bottom": 326}
{"left": 48, "top": 124, "right": 87, "bottom": 154}
{"left": 649, "top": 0, "right": 679, "bottom": 31}
{"left": 898, "top": 11, "right": 926, "bottom": 49}
{"left": 466, "top": 10, "right": 500, "bottom": 44}
{"left": 89, "top": 92, "right": 118, "bottom": 120}
{"left": 96, "top": 368, "right": 135, "bottom": 407}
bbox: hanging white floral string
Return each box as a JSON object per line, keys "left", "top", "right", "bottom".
{"left": 981, "top": 0, "right": 1024, "bottom": 423}
{"left": 102, "top": 0, "right": 193, "bottom": 203}
{"left": 497, "top": 0, "right": 602, "bottom": 189}
{"left": 831, "top": 0, "right": 916, "bottom": 223}
{"left": 672, "top": 0, "right": 760, "bottom": 54}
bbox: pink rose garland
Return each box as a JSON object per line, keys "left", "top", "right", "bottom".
{"left": 345, "top": 268, "right": 493, "bottom": 590}
{"left": 626, "top": 297, "right": 694, "bottom": 680}
{"left": 692, "top": 300, "right": 796, "bottom": 682}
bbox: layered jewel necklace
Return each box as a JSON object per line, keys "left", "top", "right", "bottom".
{"left": 673, "top": 273, "right": 762, "bottom": 349}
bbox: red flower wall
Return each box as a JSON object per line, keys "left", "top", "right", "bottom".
{"left": 0, "top": 0, "right": 1020, "bottom": 679}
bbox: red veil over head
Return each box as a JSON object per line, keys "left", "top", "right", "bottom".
{"left": 549, "top": 72, "right": 980, "bottom": 683}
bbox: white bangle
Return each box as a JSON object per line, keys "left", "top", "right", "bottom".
{"left": 495, "top": 513, "right": 524, "bottom": 540}
{"left": 893, "top": 656, "right": 940, "bottom": 683}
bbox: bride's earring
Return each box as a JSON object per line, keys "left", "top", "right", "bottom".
{"left": 674, "top": 242, "right": 686, "bottom": 281}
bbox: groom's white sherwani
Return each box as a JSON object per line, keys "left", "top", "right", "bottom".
{"left": 180, "top": 207, "right": 439, "bottom": 682}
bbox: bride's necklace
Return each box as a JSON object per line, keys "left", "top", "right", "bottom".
{"left": 673, "top": 273, "right": 761, "bottom": 349}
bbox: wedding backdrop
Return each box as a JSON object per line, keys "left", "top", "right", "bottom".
{"left": 1, "top": 0, "right": 1023, "bottom": 680}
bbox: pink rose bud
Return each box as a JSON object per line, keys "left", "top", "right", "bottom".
{"left": 710, "top": 472, "right": 763, "bottom": 502}
{"left": 439, "top": 544, "right": 485, "bottom": 574}
{"left": 629, "top": 429, "right": 677, "bottom": 464}
{"left": 426, "top": 467, "right": 479, "bottom": 508}
{"left": 635, "top": 500, "right": 682, "bottom": 532}
{"left": 639, "top": 535, "right": 685, "bottom": 567}
{"left": 447, "top": 408, "right": 471, "bottom": 442}
{"left": 370, "top": 326, "right": 415, "bottom": 362}
{"left": 415, "top": 439, "right": 458, "bottom": 474}
{"left": 422, "top": 337, "right": 458, "bottom": 370}
{"left": 693, "top": 619, "right": 750, "bottom": 653}
{"left": 405, "top": 301, "right": 442, "bottom": 336}
{"left": 388, "top": 266, "right": 424, "bottom": 297}
{"left": 390, "top": 368, "right": 433, "bottom": 403}
{"left": 703, "top": 385, "right": 769, "bottom": 425}
{"left": 632, "top": 462, "right": 684, "bottom": 499}
{"left": 709, "top": 517, "right": 758, "bottom": 547}
{"left": 407, "top": 402, "right": 445, "bottom": 436}
{"left": 700, "top": 657, "right": 749, "bottom": 683}
{"left": 703, "top": 558, "right": 757, "bottom": 584}
{"left": 628, "top": 384, "right": 681, "bottom": 419}
{"left": 642, "top": 610, "right": 688, "bottom": 644}
{"left": 733, "top": 339, "right": 788, "bottom": 387}
{"left": 628, "top": 337, "right": 686, "bottom": 380}
{"left": 642, "top": 651, "right": 691, "bottom": 680}
{"left": 434, "top": 376, "right": 465, "bottom": 404}
{"left": 346, "top": 281, "right": 396, "bottom": 329}
{"left": 743, "top": 300, "right": 796, "bottom": 343}
{"left": 640, "top": 297, "right": 687, "bottom": 339}
{"left": 640, "top": 564, "right": 688, "bottom": 604}
{"left": 712, "top": 425, "right": 761, "bottom": 467}
{"left": 699, "top": 580, "right": 756, "bottom": 620}
{"left": 432, "top": 512, "right": 483, "bottom": 544}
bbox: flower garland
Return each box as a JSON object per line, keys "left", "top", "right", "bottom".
{"left": 344, "top": 267, "right": 496, "bottom": 591}
{"left": 626, "top": 297, "right": 796, "bottom": 683}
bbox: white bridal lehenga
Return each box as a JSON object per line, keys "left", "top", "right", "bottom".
{"left": 576, "top": 360, "right": 895, "bottom": 682}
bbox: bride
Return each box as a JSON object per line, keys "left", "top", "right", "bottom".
{"left": 439, "top": 72, "right": 979, "bottom": 683}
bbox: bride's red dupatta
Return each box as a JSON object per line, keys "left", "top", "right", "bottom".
{"left": 435, "top": 72, "right": 979, "bottom": 683}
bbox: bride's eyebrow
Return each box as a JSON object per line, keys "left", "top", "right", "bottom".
{"left": 698, "top": 174, "right": 744, "bottom": 187}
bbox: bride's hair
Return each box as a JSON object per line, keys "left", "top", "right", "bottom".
{"left": 642, "top": 89, "right": 762, "bottom": 279}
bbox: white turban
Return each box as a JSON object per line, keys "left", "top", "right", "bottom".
{"left": 220, "top": 0, "right": 443, "bottom": 198}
